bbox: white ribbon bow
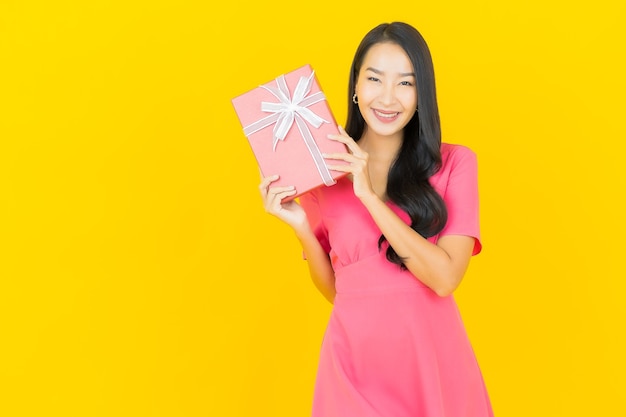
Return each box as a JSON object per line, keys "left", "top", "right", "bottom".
{"left": 241, "top": 69, "right": 336, "bottom": 187}
{"left": 260, "top": 71, "right": 330, "bottom": 151}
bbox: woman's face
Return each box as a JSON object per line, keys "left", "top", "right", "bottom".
{"left": 355, "top": 42, "right": 418, "bottom": 139}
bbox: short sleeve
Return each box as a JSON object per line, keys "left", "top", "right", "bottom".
{"left": 439, "top": 146, "right": 482, "bottom": 255}
{"left": 298, "top": 191, "right": 331, "bottom": 257}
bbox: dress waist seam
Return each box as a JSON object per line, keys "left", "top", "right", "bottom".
{"left": 335, "top": 285, "right": 432, "bottom": 297}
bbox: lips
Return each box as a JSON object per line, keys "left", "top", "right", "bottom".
{"left": 373, "top": 109, "right": 400, "bottom": 122}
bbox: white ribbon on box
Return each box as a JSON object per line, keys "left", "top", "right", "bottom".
{"left": 242, "top": 70, "right": 336, "bottom": 186}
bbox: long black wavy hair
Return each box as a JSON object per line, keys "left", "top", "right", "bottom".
{"left": 345, "top": 22, "right": 447, "bottom": 269}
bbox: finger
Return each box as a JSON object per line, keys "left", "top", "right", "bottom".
{"left": 323, "top": 152, "right": 360, "bottom": 162}
{"left": 327, "top": 134, "right": 358, "bottom": 155}
{"left": 274, "top": 188, "right": 297, "bottom": 201}
{"left": 329, "top": 125, "right": 353, "bottom": 141}
{"left": 267, "top": 188, "right": 297, "bottom": 210}
{"left": 327, "top": 159, "right": 367, "bottom": 170}
{"left": 325, "top": 164, "right": 353, "bottom": 173}
{"left": 327, "top": 129, "right": 362, "bottom": 155}
{"left": 266, "top": 185, "right": 296, "bottom": 206}
{"left": 267, "top": 185, "right": 296, "bottom": 196}
{"left": 259, "top": 174, "right": 280, "bottom": 197}
{"left": 259, "top": 174, "right": 279, "bottom": 187}
{"left": 327, "top": 131, "right": 353, "bottom": 144}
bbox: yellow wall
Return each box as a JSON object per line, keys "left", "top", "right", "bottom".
{"left": 1, "top": 1, "right": 624, "bottom": 416}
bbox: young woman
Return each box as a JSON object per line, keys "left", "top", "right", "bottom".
{"left": 259, "top": 22, "right": 494, "bottom": 417}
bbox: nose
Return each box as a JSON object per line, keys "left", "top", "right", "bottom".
{"left": 379, "top": 83, "right": 396, "bottom": 106}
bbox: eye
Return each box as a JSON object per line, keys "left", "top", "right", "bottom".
{"left": 367, "top": 76, "right": 381, "bottom": 83}
{"left": 399, "top": 80, "right": 413, "bottom": 86}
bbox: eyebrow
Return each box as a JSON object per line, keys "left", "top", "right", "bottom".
{"left": 365, "top": 67, "right": 415, "bottom": 77}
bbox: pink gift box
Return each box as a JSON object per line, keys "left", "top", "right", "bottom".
{"left": 232, "top": 64, "right": 348, "bottom": 201}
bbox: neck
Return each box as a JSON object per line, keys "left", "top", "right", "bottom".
{"left": 359, "top": 127, "right": 403, "bottom": 164}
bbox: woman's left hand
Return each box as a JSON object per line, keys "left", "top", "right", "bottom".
{"left": 324, "top": 126, "right": 375, "bottom": 201}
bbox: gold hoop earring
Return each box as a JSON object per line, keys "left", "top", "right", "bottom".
{"left": 352, "top": 93, "right": 358, "bottom": 104}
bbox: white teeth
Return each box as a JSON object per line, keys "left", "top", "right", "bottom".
{"left": 374, "top": 110, "right": 399, "bottom": 118}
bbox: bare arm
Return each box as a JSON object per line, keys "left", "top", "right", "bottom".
{"left": 259, "top": 175, "right": 336, "bottom": 303}
{"left": 295, "top": 226, "right": 336, "bottom": 303}
{"left": 325, "top": 128, "right": 475, "bottom": 297}
{"left": 358, "top": 194, "right": 474, "bottom": 296}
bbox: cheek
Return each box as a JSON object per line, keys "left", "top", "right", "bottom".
{"left": 357, "top": 86, "right": 377, "bottom": 103}
{"left": 399, "top": 90, "right": 418, "bottom": 109}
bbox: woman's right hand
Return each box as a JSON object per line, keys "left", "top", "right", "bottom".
{"left": 259, "top": 175, "right": 308, "bottom": 231}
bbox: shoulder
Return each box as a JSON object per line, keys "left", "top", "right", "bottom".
{"left": 430, "top": 143, "right": 477, "bottom": 187}
{"left": 440, "top": 142, "right": 478, "bottom": 173}
{"left": 441, "top": 142, "right": 477, "bottom": 162}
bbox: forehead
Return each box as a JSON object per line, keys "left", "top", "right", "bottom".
{"left": 361, "top": 42, "right": 414, "bottom": 74}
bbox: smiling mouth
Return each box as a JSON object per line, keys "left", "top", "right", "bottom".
{"left": 374, "top": 109, "right": 400, "bottom": 119}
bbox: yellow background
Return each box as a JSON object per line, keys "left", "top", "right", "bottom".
{"left": 1, "top": 0, "right": 624, "bottom": 416}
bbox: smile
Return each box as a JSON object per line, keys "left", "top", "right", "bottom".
{"left": 373, "top": 109, "right": 400, "bottom": 122}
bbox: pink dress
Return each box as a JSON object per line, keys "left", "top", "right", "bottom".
{"left": 299, "top": 144, "right": 494, "bottom": 417}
